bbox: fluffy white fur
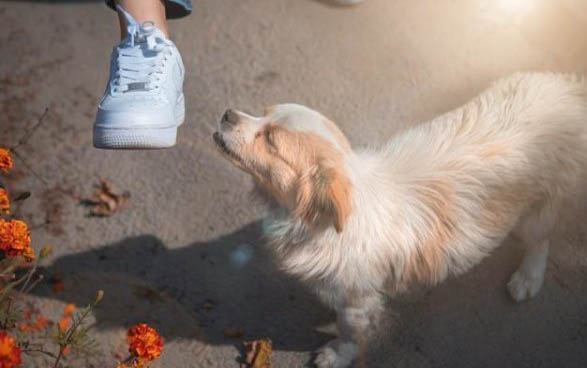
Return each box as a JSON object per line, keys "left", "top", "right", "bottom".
{"left": 213, "top": 72, "right": 587, "bottom": 368}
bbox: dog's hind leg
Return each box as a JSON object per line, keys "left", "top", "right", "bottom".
{"left": 507, "top": 204, "right": 556, "bottom": 302}
{"left": 314, "top": 293, "right": 382, "bottom": 368}
{"left": 507, "top": 238, "right": 549, "bottom": 302}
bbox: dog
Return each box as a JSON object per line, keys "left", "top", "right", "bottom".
{"left": 213, "top": 72, "right": 587, "bottom": 367}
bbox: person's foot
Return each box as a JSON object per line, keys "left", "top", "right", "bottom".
{"left": 93, "top": 5, "right": 185, "bottom": 149}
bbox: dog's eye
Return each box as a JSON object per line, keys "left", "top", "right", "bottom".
{"left": 264, "top": 129, "right": 273, "bottom": 142}
{"left": 255, "top": 129, "right": 274, "bottom": 146}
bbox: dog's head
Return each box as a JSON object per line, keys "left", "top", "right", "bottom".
{"left": 213, "top": 104, "right": 352, "bottom": 233}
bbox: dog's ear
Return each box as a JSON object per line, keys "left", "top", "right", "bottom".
{"left": 294, "top": 160, "right": 351, "bottom": 233}
{"left": 264, "top": 105, "right": 276, "bottom": 116}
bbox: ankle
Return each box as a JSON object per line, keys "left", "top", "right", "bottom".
{"left": 116, "top": 0, "right": 170, "bottom": 39}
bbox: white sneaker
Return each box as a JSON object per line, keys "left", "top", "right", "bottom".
{"left": 93, "top": 5, "right": 185, "bottom": 149}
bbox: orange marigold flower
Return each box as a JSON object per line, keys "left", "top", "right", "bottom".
{"left": 63, "top": 303, "right": 75, "bottom": 317}
{"left": 58, "top": 303, "right": 76, "bottom": 331}
{"left": 20, "top": 315, "right": 48, "bottom": 332}
{"left": 17, "top": 323, "right": 31, "bottom": 333}
{"left": 22, "top": 247, "right": 34, "bottom": 262}
{"left": 132, "top": 360, "right": 147, "bottom": 368}
{"left": 0, "top": 189, "right": 9, "bottom": 215}
{"left": 32, "top": 316, "right": 49, "bottom": 331}
{"left": 0, "top": 219, "right": 32, "bottom": 260}
{"left": 116, "top": 361, "right": 147, "bottom": 368}
{"left": 127, "top": 323, "right": 163, "bottom": 361}
{"left": 0, "top": 149, "right": 12, "bottom": 174}
{"left": 0, "top": 331, "right": 21, "bottom": 368}
{"left": 58, "top": 316, "right": 70, "bottom": 332}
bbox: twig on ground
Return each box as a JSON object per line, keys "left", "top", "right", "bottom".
{"left": 8, "top": 108, "right": 50, "bottom": 185}
{"left": 11, "top": 108, "right": 49, "bottom": 151}
{"left": 10, "top": 150, "right": 49, "bottom": 186}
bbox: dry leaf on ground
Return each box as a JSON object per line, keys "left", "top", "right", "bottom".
{"left": 133, "top": 285, "right": 166, "bottom": 304}
{"left": 223, "top": 327, "right": 244, "bottom": 338}
{"left": 12, "top": 191, "right": 31, "bottom": 202}
{"left": 242, "top": 338, "right": 272, "bottom": 368}
{"left": 200, "top": 299, "right": 216, "bottom": 313}
{"left": 82, "top": 179, "right": 130, "bottom": 217}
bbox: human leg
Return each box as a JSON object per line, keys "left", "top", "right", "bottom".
{"left": 115, "top": 0, "right": 169, "bottom": 38}
{"left": 93, "top": 0, "right": 187, "bottom": 149}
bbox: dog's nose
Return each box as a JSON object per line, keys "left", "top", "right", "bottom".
{"left": 222, "top": 109, "right": 240, "bottom": 127}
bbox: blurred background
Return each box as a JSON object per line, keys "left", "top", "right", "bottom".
{"left": 1, "top": 0, "right": 587, "bottom": 367}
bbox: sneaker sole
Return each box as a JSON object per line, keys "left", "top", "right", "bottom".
{"left": 93, "top": 94, "right": 185, "bottom": 150}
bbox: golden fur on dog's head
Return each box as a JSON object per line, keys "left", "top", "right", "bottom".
{"left": 213, "top": 104, "right": 352, "bottom": 232}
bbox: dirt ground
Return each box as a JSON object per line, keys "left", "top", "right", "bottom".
{"left": 2, "top": 0, "right": 587, "bottom": 367}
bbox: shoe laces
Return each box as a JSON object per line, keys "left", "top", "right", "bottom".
{"left": 112, "top": 5, "right": 174, "bottom": 94}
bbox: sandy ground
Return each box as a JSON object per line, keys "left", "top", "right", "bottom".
{"left": 2, "top": 0, "right": 587, "bottom": 367}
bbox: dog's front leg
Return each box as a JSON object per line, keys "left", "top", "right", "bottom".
{"left": 315, "top": 294, "right": 382, "bottom": 368}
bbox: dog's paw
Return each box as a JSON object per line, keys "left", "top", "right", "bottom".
{"left": 507, "top": 269, "right": 544, "bottom": 302}
{"left": 314, "top": 340, "right": 354, "bottom": 368}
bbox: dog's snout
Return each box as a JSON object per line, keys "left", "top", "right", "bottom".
{"left": 222, "top": 109, "right": 240, "bottom": 127}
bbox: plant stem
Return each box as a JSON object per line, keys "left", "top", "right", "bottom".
{"left": 0, "top": 270, "right": 32, "bottom": 302}
{"left": 52, "top": 346, "right": 65, "bottom": 368}
{"left": 23, "top": 274, "right": 43, "bottom": 294}
{"left": 52, "top": 304, "right": 96, "bottom": 368}
{"left": 20, "top": 259, "right": 38, "bottom": 293}
{"left": 23, "top": 348, "right": 58, "bottom": 359}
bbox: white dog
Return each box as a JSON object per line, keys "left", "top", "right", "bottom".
{"left": 213, "top": 72, "right": 587, "bottom": 367}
